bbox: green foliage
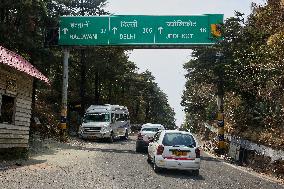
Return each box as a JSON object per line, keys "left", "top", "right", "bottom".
{"left": 68, "top": 48, "right": 176, "bottom": 128}
{"left": 0, "top": 0, "right": 176, "bottom": 136}
{"left": 182, "top": 1, "right": 284, "bottom": 148}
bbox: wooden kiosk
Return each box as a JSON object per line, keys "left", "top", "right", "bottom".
{"left": 0, "top": 46, "right": 49, "bottom": 149}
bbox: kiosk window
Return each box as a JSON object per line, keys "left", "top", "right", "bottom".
{"left": 0, "top": 95, "right": 15, "bottom": 124}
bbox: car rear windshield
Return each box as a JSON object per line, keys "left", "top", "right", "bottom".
{"left": 141, "top": 127, "right": 160, "bottom": 132}
{"left": 162, "top": 133, "right": 196, "bottom": 147}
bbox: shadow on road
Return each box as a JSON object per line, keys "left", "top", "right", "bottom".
{"left": 80, "top": 137, "right": 135, "bottom": 146}
{"left": 201, "top": 156, "right": 221, "bottom": 162}
{"left": 146, "top": 162, "right": 205, "bottom": 180}
{"left": 155, "top": 168, "right": 205, "bottom": 180}
{"left": 75, "top": 146, "right": 138, "bottom": 155}
{"left": 0, "top": 159, "right": 47, "bottom": 172}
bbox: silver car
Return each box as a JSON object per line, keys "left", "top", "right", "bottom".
{"left": 136, "top": 124, "right": 165, "bottom": 152}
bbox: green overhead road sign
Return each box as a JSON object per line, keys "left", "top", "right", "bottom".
{"left": 109, "top": 15, "right": 156, "bottom": 45}
{"left": 59, "top": 16, "right": 109, "bottom": 45}
{"left": 154, "top": 16, "right": 210, "bottom": 45}
{"left": 59, "top": 14, "right": 223, "bottom": 46}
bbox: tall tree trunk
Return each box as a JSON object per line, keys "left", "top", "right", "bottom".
{"left": 94, "top": 70, "right": 100, "bottom": 104}
{"left": 80, "top": 49, "right": 86, "bottom": 116}
{"left": 29, "top": 51, "right": 37, "bottom": 136}
{"left": 145, "top": 101, "right": 150, "bottom": 123}
{"left": 135, "top": 99, "right": 140, "bottom": 121}
{"left": 121, "top": 84, "right": 125, "bottom": 105}
{"left": 31, "top": 77, "right": 37, "bottom": 126}
{"left": 79, "top": 0, "right": 87, "bottom": 115}
{"left": 108, "top": 82, "right": 112, "bottom": 103}
{"left": 98, "top": 77, "right": 102, "bottom": 103}
{"left": 0, "top": 6, "right": 6, "bottom": 23}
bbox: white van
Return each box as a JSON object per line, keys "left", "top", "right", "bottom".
{"left": 78, "top": 104, "right": 131, "bottom": 142}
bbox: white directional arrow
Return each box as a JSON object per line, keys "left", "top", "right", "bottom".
{"left": 62, "top": 28, "right": 68, "bottom": 35}
{"left": 158, "top": 27, "right": 163, "bottom": 35}
{"left": 112, "top": 27, "right": 117, "bottom": 35}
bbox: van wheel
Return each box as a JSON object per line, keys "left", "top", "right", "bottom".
{"left": 192, "top": 170, "right": 199, "bottom": 176}
{"left": 135, "top": 146, "right": 141, "bottom": 153}
{"left": 108, "top": 132, "right": 114, "bottom": 143}
{"left": 124, "top": 130, "right": 129, "bottom": 140}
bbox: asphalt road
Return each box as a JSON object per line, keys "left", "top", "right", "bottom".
{"left": 0, "top": 136, "right": 283, "bottom": 189}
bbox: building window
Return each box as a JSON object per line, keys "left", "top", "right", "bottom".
{"left": 0, "top": 95, "right": 15, "bottom": 124}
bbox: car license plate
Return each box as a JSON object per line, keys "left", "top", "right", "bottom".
{"left": 172, "top": 151, "right": 187, "bottom": 156}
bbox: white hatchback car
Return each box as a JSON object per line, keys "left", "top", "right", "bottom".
{"left": 147, "top": 130, "right": 200, "bottom": 175}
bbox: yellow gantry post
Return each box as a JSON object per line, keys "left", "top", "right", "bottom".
{"left": 217, "top": 112, "right": 225, "bottom": 151}
{"left": 216, "top": 52, "right": 225, "bottom": 154}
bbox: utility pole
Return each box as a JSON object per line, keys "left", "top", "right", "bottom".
{"left": 216, "top": 52, "right": 225, "bottom": 154}
{"left": 60, "top": 48, "right": 70, "bottom": 141}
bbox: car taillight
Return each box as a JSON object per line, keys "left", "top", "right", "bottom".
{"left": 195, "top": 148, "right": 200, "bottom": 158}
{"left": 137, "top": 133, "right": 143, "bottom": 140}
{"left": 156, "top": 145, "right": 164, "bottom": 155}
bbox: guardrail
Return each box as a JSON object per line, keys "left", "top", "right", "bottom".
{"left": 203, "top": 122, "right": 284, "bottom": 162}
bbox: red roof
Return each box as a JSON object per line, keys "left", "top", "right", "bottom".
{"left": 0, "top": 46, "right": 50, "bottom": 84}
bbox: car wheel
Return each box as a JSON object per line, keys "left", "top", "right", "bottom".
{"left": 78, "top": 134, "right": 82, "bottom": 139}
{"left": 192, "top": 169, "right": 199, "bottom": 176}
{"left": 153, "top": 158, "right": 162, "bottom": 173}
{"left": 147, "top": 153, "right": 152, "bottom": 163}
{"left": 108, "top": 132, "right": 114, "bottom": 143}
{"left": 136, "top": 146, "right": 141, "bottom": 153}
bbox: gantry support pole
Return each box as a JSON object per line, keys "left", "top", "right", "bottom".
{"left": 60, "top": 48, "right": 70, "bottom": 141}
{"left": 216, "top": 52, "right": 225, "bottom": 154}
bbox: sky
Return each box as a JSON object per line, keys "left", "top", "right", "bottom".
{"left": 105, "top": 0, "right": 266, "bottom": 126}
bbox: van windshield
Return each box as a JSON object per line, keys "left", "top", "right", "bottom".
{"left": 83, "top": 113, "right": 110, "bottom": 123}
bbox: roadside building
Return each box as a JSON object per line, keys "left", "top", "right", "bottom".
{"left": 0, "top": 46, "right": 49, "bottom": 149}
